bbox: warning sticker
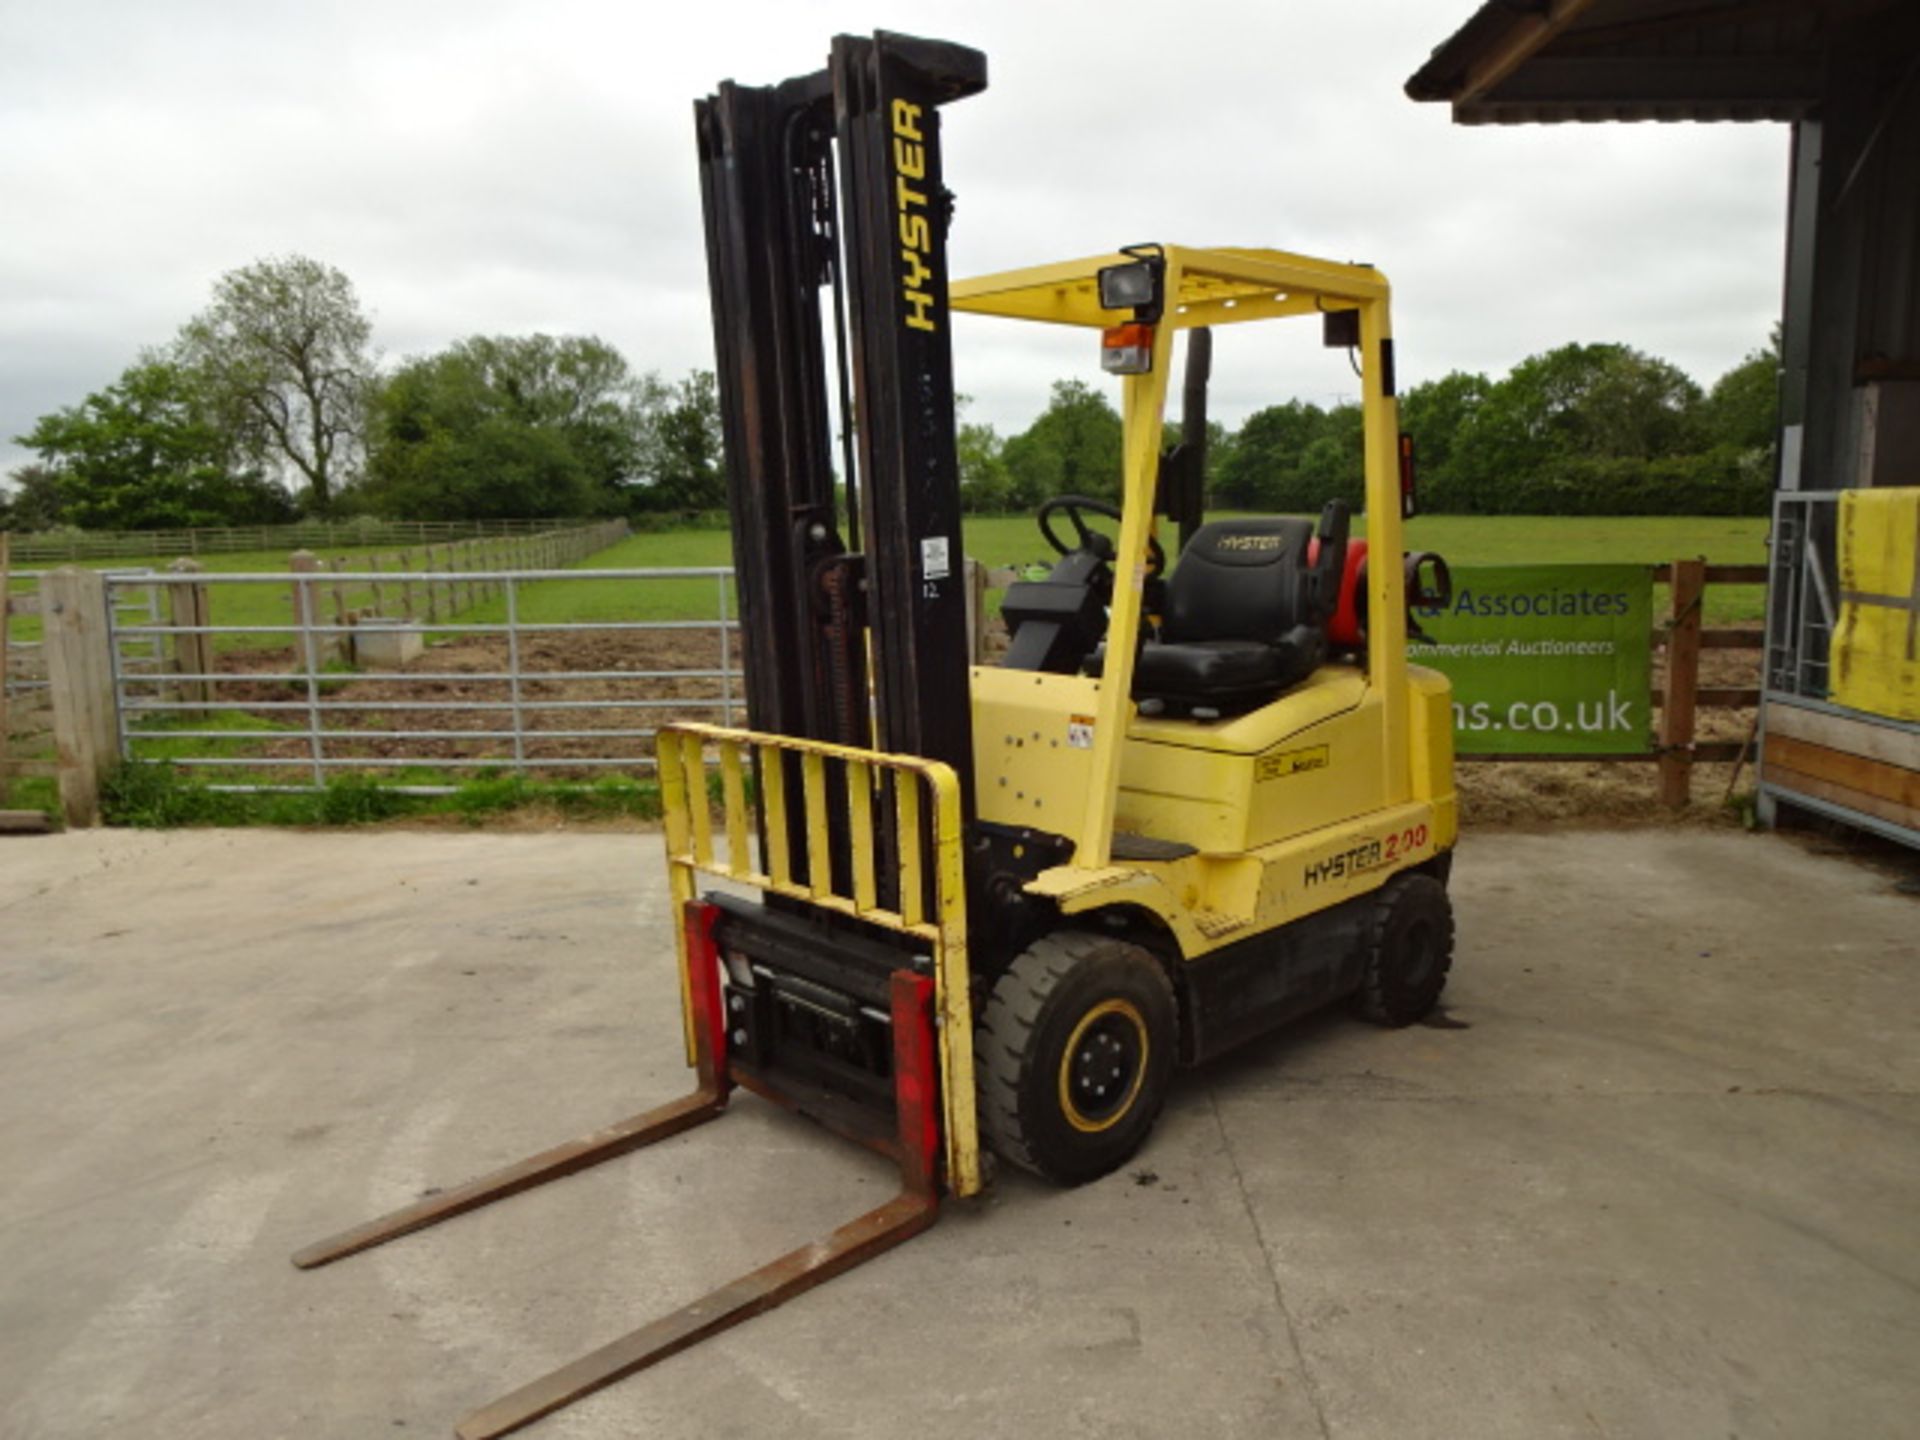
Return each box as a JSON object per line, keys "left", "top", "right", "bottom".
{"left": 921, "top": 536, "right": 951, "bottom": 581}
{"left": 1067, "top": 714, "right": 1095, "bottom": 750}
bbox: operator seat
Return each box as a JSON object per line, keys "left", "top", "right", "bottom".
{"left": 1100, "top": 514, "right": 1338, "bottom": 718}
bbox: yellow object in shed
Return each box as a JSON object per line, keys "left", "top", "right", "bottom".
{"left": 1832, "top": 487, "right": 1920, "bottom": 722}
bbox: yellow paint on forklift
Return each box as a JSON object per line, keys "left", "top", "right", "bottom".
{"left": 891, "top": 99, "right": 937, "bottom": 332}
{"left": 970, "top": 667, "right": 1105, "bottom": 827}
{"left": 955, "top": 251, "right": 1451, "bottom": 976}
{"left": 1111, "top": 684, "right": 1385, "bottom": 855}
{"left": 1022, "top": 797, "right": 1447, "bottom": 960}
{"left": 678, "top": 244, "right": 1456, "bottom": 1198}
{"left": 657, "top": 723, "right": 983, "bottom": 1200}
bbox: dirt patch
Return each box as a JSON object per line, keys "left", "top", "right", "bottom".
{"left": 205, "top": 621, "right": 1763, "bottom": 829}
{"left": 208, "top": 628, "right": 734, "bottom": 776}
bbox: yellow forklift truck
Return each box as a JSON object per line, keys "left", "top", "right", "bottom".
{"left": 294, "top": 31, "right": 1456, "bottom": 1439}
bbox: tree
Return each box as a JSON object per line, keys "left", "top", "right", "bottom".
{"left": 1444, "top": 342, "right": 1706, "bottom": 512}
{"left": 1568, "top": 347, "right": 1703, "bottom": 458}
{"left": 178, "top": 255, "right": 374, "bottom": 516}
{"left": 0, "top": 463, "right": 70, "bottom": 531}
{"left": 449, "top": 333, "right": 648, "bottom": 486}
{"left": 957, "top": 418, "right": 1013, "bottom": 513}
{"left": 1292, "top": 402, "right": 1365, "bottom": 510}
{"left": 1487, "top": 342, "right": 1702, "bottom": 460}
{"left": 1397, "top": 371, "right": 1489, "bottom": 510}
{"left": 1216, "top": 400, "right": 1325, "bottom": 509}
{"left": 359, "top": 334, "right": 649, "bottom": 519}
{"left": 1702, "top": 334, "right": 1780, "bottom": 453}
{"left": 637, "top": 370, "right": 725, "bottom": 512}
{"left": 14, "top": 359, "right": 294, "bottom": 529}
{"left": 1001, "top": 380, "right": 1123, "bottom": 507}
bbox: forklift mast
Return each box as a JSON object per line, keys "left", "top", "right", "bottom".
{"left": 695, "top": 32, "right": 985, "bottom": 801}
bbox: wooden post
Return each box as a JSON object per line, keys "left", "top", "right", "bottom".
{"left": 330, "top": 556, "right": 348, "bottom": 629}
{"left": 400, "top": 550, "right": 416, "bottom": 621}
{"left": 1659, "top": 557, "right": 1706, "bottom": 810}
{"left": 289, "top": 549, "right": 333, "bottom": 668}
{"left": 0, "top": 531, "right": 12, "bottom": 806}
{"left": 424, "top": 545, "right": 440, "bottom": 624}
{"left": 166, "top": 558, "right": 213, "bottom": 715}
{"left": 44, "top": 568, "right": 118, "bottom": 827}
{"left": 963, "top": 557, "right": 988, "bottom": 664}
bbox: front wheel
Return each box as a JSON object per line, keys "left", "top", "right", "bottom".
{"left": 1352, "top": 873, "right": 1455, "bottom": 1026}
{"left": 976, "top": 931, "right": 1176, "bottom": 1186}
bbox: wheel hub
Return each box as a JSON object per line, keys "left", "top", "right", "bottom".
{"left": 1058, "top": 999, "right": 1149, "bottom": 1133}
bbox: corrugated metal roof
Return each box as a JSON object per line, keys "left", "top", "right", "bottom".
{"left": 1406, "top": 0, "right": 1895, "bottom": 124}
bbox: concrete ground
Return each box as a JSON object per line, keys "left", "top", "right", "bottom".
{"left": 2, "top": 825, "right": 1916, "bottom": 1440}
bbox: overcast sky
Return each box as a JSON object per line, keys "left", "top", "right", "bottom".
{"left": 0, "top": 0, "right": 1789, "bottom": 486}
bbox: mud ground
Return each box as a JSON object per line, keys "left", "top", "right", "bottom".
{"left": 201, "top": 622, "right": 1765, "bottom": 826}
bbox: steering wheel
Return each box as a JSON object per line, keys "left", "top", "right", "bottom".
{"left": 1036, "top": 495, "right": 1166, "bottom": 578}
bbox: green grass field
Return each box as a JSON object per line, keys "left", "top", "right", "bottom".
{"left": 575, "top": 513, "right": 1770, "bottom": 622}
{"left": 6, "top": 514, "right": 1769, "bottom": 660}
{"left": 6, "top": 546, "right": 412, "bottom": 649}
{"left": 5, "top": 512, "right": 1769, "bottom": 825}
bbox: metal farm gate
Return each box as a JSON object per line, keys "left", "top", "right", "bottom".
{"left": 103, "top": 567, "right": 744, "bottom": 792}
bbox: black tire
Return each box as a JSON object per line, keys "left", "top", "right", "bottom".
{"left": 976, "top": 930, "right": 1177, "bottom": 1186}
{"left": 1353, "top": 873, "right": 1455, "bottom": 1026}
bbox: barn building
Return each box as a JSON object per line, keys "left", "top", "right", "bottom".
{"left": 1408, "top": 0, "right": 1920, "bottom": 848}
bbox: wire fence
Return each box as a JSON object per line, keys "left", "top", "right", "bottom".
{"left": 7, "top": 516, "right": 613, "bottom": 564}
{"left": 282, "top": 519, "right": 628, "bottom": 629}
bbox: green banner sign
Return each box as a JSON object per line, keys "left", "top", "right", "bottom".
{"left": 1407, "top": 564, "right": 1653, "bottom": 756}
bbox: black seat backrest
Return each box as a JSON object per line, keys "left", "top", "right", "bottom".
{"left": 1162, "top": 518, "right": 1317, "bottom": 644}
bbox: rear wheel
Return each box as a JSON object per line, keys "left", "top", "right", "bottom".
{"left": 1353, "top": 873, "right": 1454, "bottom": 1026}
{"left": 976, "top": 930, "right": 1176, "bottom": 1185}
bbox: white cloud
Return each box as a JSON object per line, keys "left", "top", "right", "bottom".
{"left": 0, "top": 0, "right": 1788, "bottom": 480}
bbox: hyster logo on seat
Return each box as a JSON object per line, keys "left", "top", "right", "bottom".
{"left": 891, "top": 100, "right": 936, "bottom": 333}
{"left": 1217, "top": 534, "right": 1284, "bottom": 552}
{"left": 1303, "top": 838, "right": 1383, "bottom": 888}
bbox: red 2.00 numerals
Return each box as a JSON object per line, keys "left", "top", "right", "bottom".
{"left": 1383, "top": 823, "right": 1430, "bottom": 862}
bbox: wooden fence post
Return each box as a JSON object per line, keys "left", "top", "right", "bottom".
{"left": 166, "top": 558, "right": 212, "bottom": 714}
{"left": 289, "top": 549, "right": 336, "bottom": 669}
{"left": 330, "top": 556, "right": 348, "bottom": 628}
{"left": 963, "top": 557, "right": 988, "bottom": 663}
{"left": 1659, "top": 556, "right": 1706, "bottom": 809}
{"left": 0, "top": 531, "right": 12, "bottom": 807}
{"left": 44, "top": 568, "right": 118, "bottom": 827}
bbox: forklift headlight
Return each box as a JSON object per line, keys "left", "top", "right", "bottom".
{"left": 1101, "top": 322, "right": 1155, "bottom": 375}
{"left": 1098, "top": 259, "right": 1161, "bottom": 314}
